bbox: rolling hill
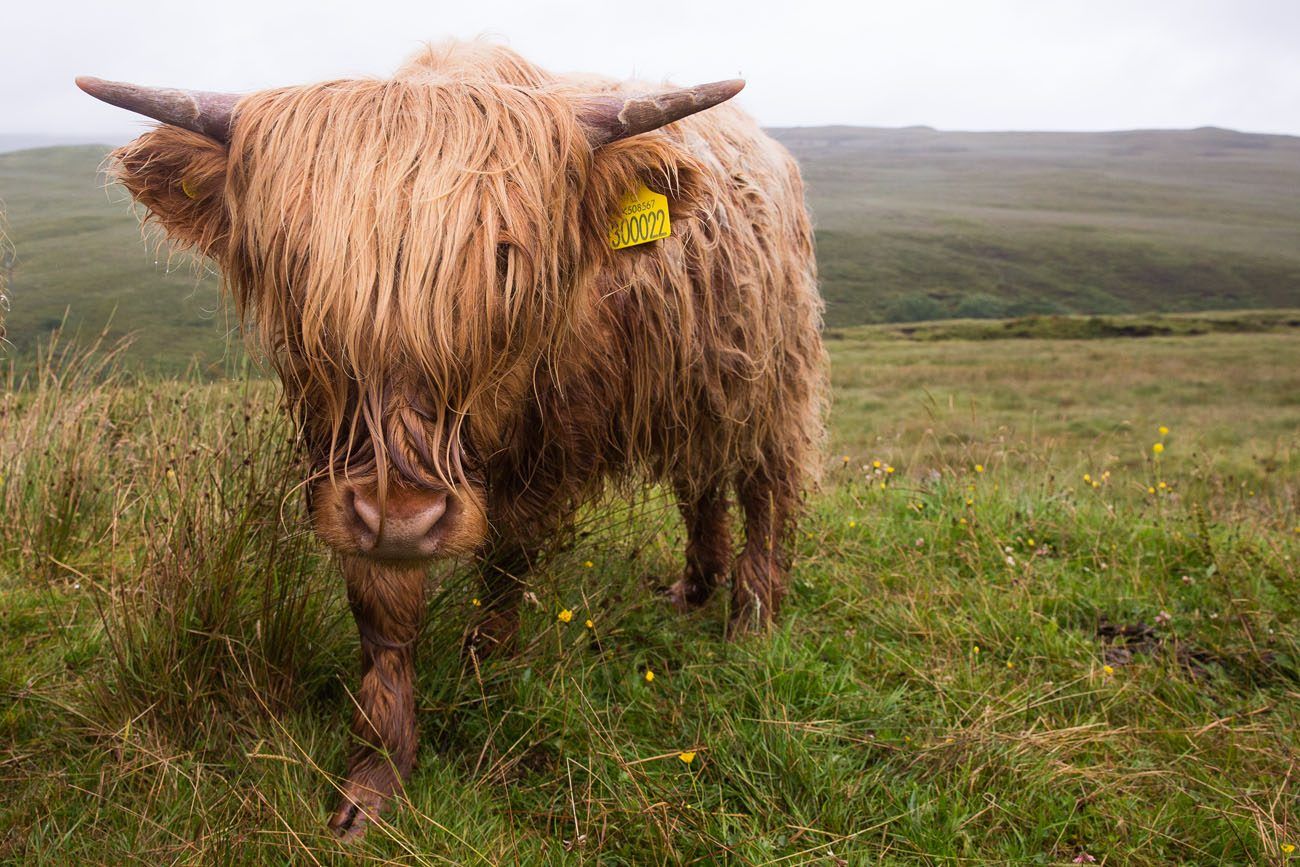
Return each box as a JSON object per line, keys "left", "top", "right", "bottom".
{"left": 1, "top": 126, "right": 1298, "bottom": 370}
{"left": 768, "top": 125, "right": 1300, "bottom": 325}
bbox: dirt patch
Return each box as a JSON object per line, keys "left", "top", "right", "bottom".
{"left": 1095, "top": 617, "right": 1217, "bottom": 677}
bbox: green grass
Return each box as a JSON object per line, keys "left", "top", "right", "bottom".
{"left": 0, "top": 145, "right": 229, "bottom": 374}
{"left": 2, "top": 126, "right": 1299, "bottom": 369}
{"left": 1, "top": 323, "right": 1297, "bottom": 864}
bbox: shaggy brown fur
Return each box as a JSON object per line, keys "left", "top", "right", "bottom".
{"left": 106, "top": 40, "right": 826, "bottom": 836}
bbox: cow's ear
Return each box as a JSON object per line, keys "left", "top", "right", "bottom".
{"left": 581, "top": 134, "right": 710, "bottom": 248}
{"left": 109, "top": 126, "right": 230, "bottom": 259}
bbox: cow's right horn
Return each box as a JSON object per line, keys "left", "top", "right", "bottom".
{"left": 576, "top": 79, "right": 745, "bottom": 147}
{"left": 75, "top": 77, "right": 239, "bottom": 144}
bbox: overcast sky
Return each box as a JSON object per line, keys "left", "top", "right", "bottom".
{"left": 5, "top": 0, "right": 1299, "bottom": 140}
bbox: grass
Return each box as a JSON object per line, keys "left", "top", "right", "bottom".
{"left": 0, "top": 145, "right": 228, "bottom": 374}
{"left": 1, "top": 320, "right": 1297, "bottom": 864}
{"left": 2, "top": 126, "right": 1299, "bottom": 367}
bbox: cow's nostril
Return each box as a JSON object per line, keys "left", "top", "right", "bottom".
{"left": 350, "top": 490, "right": 383, "bottom": 538}
{"left": 413, "top": 491, "right": 449, "bottom": 537}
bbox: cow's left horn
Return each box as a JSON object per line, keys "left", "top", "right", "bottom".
{"left": 75, "top": 77, "right": 239, "bottom": 144}
{"left": 576, "top": 79, "right": 745, "bottom": 147}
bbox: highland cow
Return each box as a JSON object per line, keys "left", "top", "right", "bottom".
{"left": 79, "top": 41, "right": 826, "bottom": 836}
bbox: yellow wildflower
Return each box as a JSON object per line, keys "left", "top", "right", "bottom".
{"left": 975, "top": 464, "right": 985, "bottom": 474}
{"left": 472, "top": 597, "right": 481, "bottom": 607}
{"left": 1083, "top": 474, "right": 1092, "bottom": 484}
{"left": 1158, "top": 481, "right": 1167, "bottom": 490}
{"left": 1148, "top": 486, "right": 1157, "bottom": 495}
{"left": 873, "top": 460, "right": 882, "bottom": 469}
{"left": 972, "top": 645, "right": 981, "bottom": 655}
{"left": 557, "top": 609, "right": 573, "bottom": 623}
{"left": 1103, "top": 664, "right": 1115, "bottom": 675}
{"left": 644, "top": 670, "right": 655, "bottom": 683}
{"left": 1152, "top": 442, "right": 1164, "bottom": 455}
{"left": 585, "top": 619, "right": 594, "bottom": 629}
{"left": 583, "top": 560, "right": 594, "bottom": 568}
{"left": 885, "top": 466, "right": 895, "bottom": 474}
{"left": 1006, "top": 660, "right": 1015, "bottom": 669}
{"left": 1092, "top": 481, "right": 1100, "bottom": 489}
{"left": 1282, "top": 842, "right": 1295, "bottom": 855}
{"left": 848, "top": 520, "right": 857, "bottom": 528}
{"left": 965, "top": 498, "right": 974, "bottom": 506}
{"left": 842, "top": 455, "right": 850, "bottom": 464}
{"left": 678, "top": 751, "right": 696, "bottom": 764}
{"left": 879, "top": 482, "right": 887, "bottom": 490}
{"left": 1158, "top": 425, "right": 1169, "bottom": 436}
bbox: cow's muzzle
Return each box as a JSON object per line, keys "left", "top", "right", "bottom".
{"left": 312, "top": 480, "right": 486, "bottom": 560}
{"left": 345, "top": 486, "right": 459, "bottom": 559}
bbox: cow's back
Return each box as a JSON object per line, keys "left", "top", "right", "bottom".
{"left": 578, "top": 87, "right": 827, "bottom": 492}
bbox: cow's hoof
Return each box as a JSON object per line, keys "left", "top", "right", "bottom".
{"left": 661, "top": 576, "right": 713, "bottom": 613}
{"left": 725, "top": 602, "right": 774, "bottom": 640}
{"left": 328, "top": 785, "right": 387, "bottom": 841}
{"left": 463, "top": 609, "right": 519, "bottom": 661}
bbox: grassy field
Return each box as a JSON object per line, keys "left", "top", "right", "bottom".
{"left": 2, "top": 125, "right": 1298, "bottom": 369}
{"left": 1, "top": 317, "right": 1297, "bottom": 864}
{"left": 0, "top": 145, "right": 227, "bottom": 374}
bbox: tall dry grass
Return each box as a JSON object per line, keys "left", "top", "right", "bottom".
{"left": 0, "top": 331, "right": 345, "bottom": 749}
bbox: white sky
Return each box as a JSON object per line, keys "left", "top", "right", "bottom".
{"left": 5, "top": 0, "right": 1299, "bottom": 139}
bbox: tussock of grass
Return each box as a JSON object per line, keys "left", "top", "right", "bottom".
{"left": 871, "top": 308, "right": 1300, "bottom": 342}
{"left": 1, "top": 327, "right": 1298, "bottom": 863}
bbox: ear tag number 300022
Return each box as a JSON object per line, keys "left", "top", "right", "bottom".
{"left": 609, "top": 184, "right": 671, "bottom": 250}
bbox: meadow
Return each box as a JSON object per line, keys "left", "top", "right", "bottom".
{"left": 1, "top": 315, "right": 1297, "bottom": 864}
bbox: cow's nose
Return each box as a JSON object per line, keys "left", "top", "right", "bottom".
{"left": 345, "top": 487, "right": 450, "bottom": 559}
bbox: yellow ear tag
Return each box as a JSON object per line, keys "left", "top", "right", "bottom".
{"left": 609, "top": 183, "right": 670, "bottom": 250}
{"left": 181, "top": 178, "right": 199, "bottom": 200}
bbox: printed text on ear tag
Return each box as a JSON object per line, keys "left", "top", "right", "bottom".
{"left": 609, "top": 184, "right": 671, "bottom": 250}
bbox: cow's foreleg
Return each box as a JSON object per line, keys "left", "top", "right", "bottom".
{"left": 666, "top": 480, "right": 732, "bottom": 611}
{"left": 729, "top": 463, "right": 797, "bottom": 636}
{"left": 329, "top": 557, "right": 427, "bottom": 838}
{"left": 464, "top": 540, "right": 533, "bottom": 659}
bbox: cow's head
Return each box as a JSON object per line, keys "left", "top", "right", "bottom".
{"left": 79, "top": 51, "right": 741, "bottom": 562}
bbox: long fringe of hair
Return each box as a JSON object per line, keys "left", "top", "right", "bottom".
{"left": 109, "top": 40, "right": 827, "bottom": 535}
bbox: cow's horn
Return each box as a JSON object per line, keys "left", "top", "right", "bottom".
{"left": 75, "top": 77, "right": 239, "bottom": 144}
{"left": 576, "top": 79, "right": 745, "bottom": 147}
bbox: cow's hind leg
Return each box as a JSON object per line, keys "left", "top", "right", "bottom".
{"left": 329, "top": 558, "right": 426, "bottom": 839}
{"left": 729, "top": 460, "right": 799, "bottom": 637}
{"left": 665, "top": 480, "right": 732, "bottom": 612}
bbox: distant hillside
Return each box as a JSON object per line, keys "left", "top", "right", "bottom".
{"left": 769, "top": 125, "right": 1300, "bottom": 325}
{"left": 0, "top": 134, "right": 123, "bottom": 154}
{"left": 1, "top": 127, "right": 1298, "bottom": 368}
